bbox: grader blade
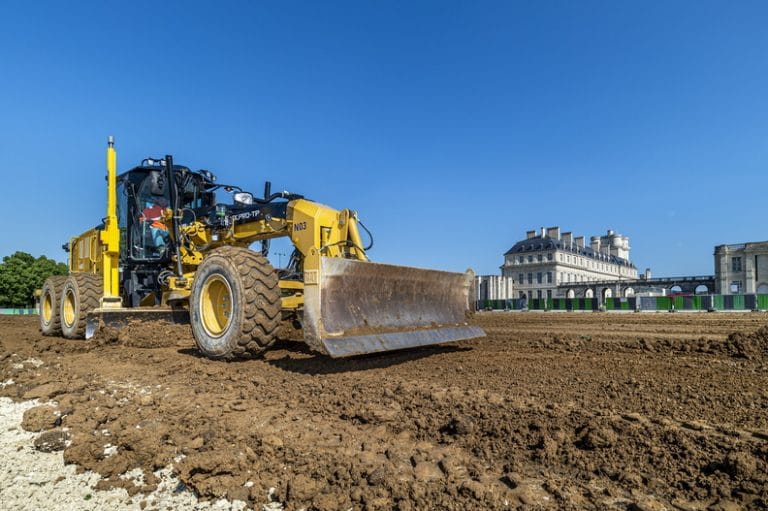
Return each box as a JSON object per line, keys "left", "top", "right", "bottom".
{"left": 302, "top": 257, "right": 484, "bottom": 357}
{"left": 85, "top": 308, "right": 190, "bottom": 339}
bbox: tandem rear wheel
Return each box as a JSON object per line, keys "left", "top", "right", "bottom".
{"left": 39, "top": 275, "right": 68, "bottom": 335}
{"left": 60, "top": 274, "right": 102, "bottom": 339}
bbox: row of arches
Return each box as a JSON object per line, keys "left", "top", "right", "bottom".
{"left": 565, "top": 285, "right": 712, "bottom": 299}
{"left": 563, "top": 283, "right": 768, "bottom": 300}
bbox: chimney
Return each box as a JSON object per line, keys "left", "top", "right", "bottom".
{"left": 541, "top": 226, "right": 546, "bottom": 237}
{"left": 590, "top": 236, "right": 600, "bottom": 252}
{"left": 546, "top": 226, "right": 560, "bottom": 239}
{"left": 526, "top": 230, "right": 536, "bottom": 240}
{"left": 574, "top": 236, "right": 585, "bottom": 248}
{"left": 561, "top": 232, "right": 572, "bottom": 245}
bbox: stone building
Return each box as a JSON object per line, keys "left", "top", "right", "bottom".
{"left": 501, "top": 226, "right": 638, "bottom": 299}
{"left": 714, "top": 241, "right": 768, "bottom": 294}
{"left": 476, "top": 275, "right": 515, "bottom": 303}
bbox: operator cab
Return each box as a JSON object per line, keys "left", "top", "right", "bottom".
{"left": 116, "top": 161, "right": 216, "bottom": 306}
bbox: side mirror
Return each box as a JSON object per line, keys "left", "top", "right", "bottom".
{"left": 233, "top": 192, "right": 254, "bottom": 205}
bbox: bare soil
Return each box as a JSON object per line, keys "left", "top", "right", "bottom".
{"left": 1, "top": 312, "right": 767, "bottom": 510}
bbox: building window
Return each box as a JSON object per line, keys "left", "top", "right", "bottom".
{"left": 546, "top": 290, "right": 552, "bottom": 299}
{"left": 537, "top": 254, "right": 543, "bottom": 262}
{"left": 537, "top": 290, "right": 542, "bottom": 299}
{"left": 547, "top": 253, "right": 553, "bottom": 261}
{"left": 547, "top": 272, "right": 553, "bottom": 283}
{"left": 518, "top": 273, "right": 524, "bottom": 284}
{"left": 528, "top": 255, "right": 533, "bottom": 263}
{"left": 732, "top": 257, "right": 742, "bottom": 272}
{"left": 528, "top": 273, "right": 533, "bottom": 284}
{"left": 730, "top": 281, "right": 741, "bottom": 293}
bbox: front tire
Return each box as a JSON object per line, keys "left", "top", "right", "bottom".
{"left": 40, "top": 276, "right": 67, "bottom": 335}
{"left": 60, "top": 274, "right": 102, "bottom": 339}
{"left": 190, "top": 247, "right": 281, "bottom": 359}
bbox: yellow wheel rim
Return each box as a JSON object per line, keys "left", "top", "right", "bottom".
{"left": 42, "top": 292, "right": 53, "bottom": 323}
{"left": 200, "top": 274, "right": 233, "bottom": 337}
{"left": 63, "top": 288, "right": 76, "bottom": 327}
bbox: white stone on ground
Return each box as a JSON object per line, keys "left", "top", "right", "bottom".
{"left": 0, "top": 397, "right": 270, "bottom": 510}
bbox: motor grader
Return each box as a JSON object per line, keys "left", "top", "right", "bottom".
{"left": 39, "top": 138, "right": 483, "bottom": 359}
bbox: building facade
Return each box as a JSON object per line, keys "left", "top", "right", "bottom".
{"left": 476, "top": 275, "right": 515, "bottom": 303}
{"left": 714, "top": 241, "right": 768, "bottom": 294}
{"left": 501, "top": 226, "right": 638, "bottom": 299}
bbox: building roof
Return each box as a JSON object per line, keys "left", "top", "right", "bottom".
{"left": 714, "top": 240, "right": 768, "bottom": 251}
{"left": 504, "top": 235, "right": 635, "bottom": 267}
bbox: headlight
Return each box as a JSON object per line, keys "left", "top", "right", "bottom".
{"left": 233, "top": 192, "right": 254, "bottom": 205}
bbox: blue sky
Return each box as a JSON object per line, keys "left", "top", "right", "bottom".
{"left": 1, "top": 1, "right": 766, "bottom": 276}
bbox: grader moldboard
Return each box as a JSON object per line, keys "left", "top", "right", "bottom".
{"left": 39, "top": 138, "right": 484, "bottom": 359}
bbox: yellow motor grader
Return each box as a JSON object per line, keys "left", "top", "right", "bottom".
{"left": 39, "top": 138, "right": 483, "bottom": 359}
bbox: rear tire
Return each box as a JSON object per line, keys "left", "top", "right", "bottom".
{"left": 60, "top": 274, "right": 102, "bottom": 339}
{"left": 40, "top": 276, "right": 67, "bottom": 336}
{"left": 190, "top": 247, "right": 281, "bottom": 359}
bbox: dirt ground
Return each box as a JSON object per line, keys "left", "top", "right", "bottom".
{"left": 1, "top": 312, "right": 767, "bottom": 510}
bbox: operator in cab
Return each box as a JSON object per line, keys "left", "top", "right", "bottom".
{"left": 140, "top": 197, "right": 169, "bottom": 247}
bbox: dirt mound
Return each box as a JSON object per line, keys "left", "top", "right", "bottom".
{"left": 724, "top": 325, "right": 768, "bottom": 359}
{"left": 93, "top": 320, "right": 195, "bottom": 349}
{"left": 2, "top": 313, "right": 768, "bottom": 509}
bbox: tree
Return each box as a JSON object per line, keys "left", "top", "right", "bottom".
{"left": 0, "top": 252, "right": 68, "bottom": 307}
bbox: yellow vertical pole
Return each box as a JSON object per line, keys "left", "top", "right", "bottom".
{"left": 99, "top": 135, "right": 122, "bottom": 308}
{"left": 346, "top": 212, "right": 367, "bottom": 261}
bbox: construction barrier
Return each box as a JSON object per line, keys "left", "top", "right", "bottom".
{"left": 478, "top": 295, "right": 768, "bottom": 312}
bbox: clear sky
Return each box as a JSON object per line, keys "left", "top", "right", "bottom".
{"left": 1, "top": 1, "right": 766, "bottom": 276}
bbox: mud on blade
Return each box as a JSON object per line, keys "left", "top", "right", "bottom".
{"left": 302, "top": 257, "right": 485, "bottom": 357}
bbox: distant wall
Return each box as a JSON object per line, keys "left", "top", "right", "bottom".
{"left": 477, "top": 294, "right": 768, "bottom": 312}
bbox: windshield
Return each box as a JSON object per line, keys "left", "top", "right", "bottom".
{"left": 128, "top": 172, "right": 170, "bottom": 260}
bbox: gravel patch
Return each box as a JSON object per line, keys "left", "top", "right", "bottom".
{"left": 0, "top": 397, "right": 259, "bottom": 511}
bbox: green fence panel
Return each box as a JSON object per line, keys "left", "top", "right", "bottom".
{"left": 619, "top": 299, "right": 630, "bottom": 310}
{"left": 692, "top": 296, "right": 701, "bottom": 310}
{"left": 674, "top": 296, "right": 684, "bottom": 310}
{"left": 605, "top": 298, "right": 615, "bottom": 310}
{"left": 733, "top": 295, "right": 745, "bottom": 310}
{"left": 713, "top": 295, "right": 724, "bottom": 310}
{"left": 759, "top": 295, "right": 768, "bottom": 309}
{"left": 584, "top": 298, "right": 593, "bottom": 310}
{"left": 656, "top": 297, "right": 672, "bottom": 310}
{"left": 0, "top": 308, "right": 37, "bottom": 315}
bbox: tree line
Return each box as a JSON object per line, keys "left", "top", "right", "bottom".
{"left": 0, "top": 252, "right": 68, "bottom": 308}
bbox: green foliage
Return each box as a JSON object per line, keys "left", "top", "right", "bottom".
{"left": 0, "top": 251, "right": 68, "bottom": 307}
